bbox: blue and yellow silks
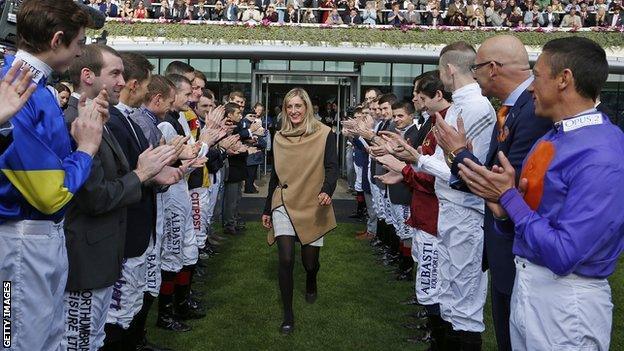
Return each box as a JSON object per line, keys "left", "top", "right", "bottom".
{"left": 0, "top": 55, "right": 93, "bottom": 221}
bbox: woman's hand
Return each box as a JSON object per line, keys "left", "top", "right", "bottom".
{"left": 318, "top": 192, "right": 332, "bottom": 206}
{"left": 262, "top": 214, "right": 273, "bottom": 229}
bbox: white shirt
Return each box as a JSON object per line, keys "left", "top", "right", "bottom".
{"left": 415, "top": 82, "right": 495, "bottom": 213}
{"left": 503, "top": 76, "right": 533, "bottom": 107}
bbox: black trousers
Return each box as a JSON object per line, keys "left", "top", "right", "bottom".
{"left": 491, "top": 284, "right": 512, "bottom": 351}
{"left": 245, "top": 164, "right": 259, "bottom": 191}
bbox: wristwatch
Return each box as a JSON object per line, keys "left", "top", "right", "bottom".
{"left": 445, "top": 147, "right": 466, "bottom": 167}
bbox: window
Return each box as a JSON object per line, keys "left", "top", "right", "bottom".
{"left": 221, "top": 59, "right": 252, "bottom": 83}
{"left": 290, "top": 61, "right": 324, "bottom": 71}
{"left": 362, "top": 62, "right": 390, "bottom": 86}
{"left": 258, "top": 60, "right": 289, "bottom": 70}
{"left": 325, "top": 61, "right": 355, "bottom": 72}
{"left": 392, "top": 63, "right": 422, "bottom": 101}
{"left": 190, "top": 59, "right": 220, "bottom": 81}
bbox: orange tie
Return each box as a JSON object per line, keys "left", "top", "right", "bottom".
{"left": 496, "top": 105, "right": 510, "bottom": 142}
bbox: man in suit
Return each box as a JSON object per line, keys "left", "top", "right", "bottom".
{"left": 62, "top": 44, "right": 177, "bottom": 351}
{"left": 100, "top": 0, "right": 119, "bottom": 16}
{"left": 256, "top": 0, "right": 273, "bottom": 13}
{"left": 63, "top": 91, "right": 81, "bottom": 125}
{"left": 345, "top": 7, "right": 363, "bottom": 24}
{"left": 434, "top": 35, "right": 551, "bottom": 351}
{"left": 423, "top": 8, "right": 444, "bottom": 25}
{"left": 102, "top": 52, "right": 181, "bottom": 351}
{"left": 223, "top": 92, "right": 252, "bottom": 235}
{"left": 608, "top": 5, "right": 623, "bottom": 26}
{"left": 541, "top": 5, "right": 560, "bottom": 27}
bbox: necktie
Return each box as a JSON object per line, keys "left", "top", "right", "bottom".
{"left": 418, "top": 115, "right": 425, "bottom": 126}
{"left": 496, "top": 105, "right": 510, "bottom": 142}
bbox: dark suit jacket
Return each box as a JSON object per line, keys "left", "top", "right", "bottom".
{"left": 99, "top": 3, "right": 119, "bottom": 17}
{"left": 154, "top": 6, "right": 173, "bottom": 18}
{"left": 388, "top": 124, "right": 419, "bottom": 205}
{"left": 542, "top": 12, "right": 560, "bottom": 26}
{"left": 345, "top": 14, "right": 363, "bottom": 24}
{"left": 64, "top": 128, "right": 142, "bottom": 291}
{"left": 450, "top": 89, "right": 551, "bottom": 295}
{"left": 607, "top": 13, "right": 623, "bottom": 27}
{"left": 423, "top": 13, "right": 444, "bottom": 25}
{"left": 64, "top": 95, "right": 80, "bottom": 127}
{"left": 194, "top": 8, "right": 211, "bottom": 20}
{"left": 106, "top": 106, "right": 156, "bottom": 258}
{"left": 256, "top": 0, "right": 272, "bottom": 11}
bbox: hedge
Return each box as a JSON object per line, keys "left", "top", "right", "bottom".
{"left": 90, "top": 21, "right": 624, "bottom": 48}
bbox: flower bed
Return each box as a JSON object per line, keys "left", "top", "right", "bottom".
{"left": 92, "top": 19, "right": 624, "bottom": 48}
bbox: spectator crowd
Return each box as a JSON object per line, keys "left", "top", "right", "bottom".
{"left": 84, "top": 0, "right": 624, "bottom": 27}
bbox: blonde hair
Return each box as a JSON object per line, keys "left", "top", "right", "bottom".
{"left": 280, "top": 88, "right": 321, "bottom": 136}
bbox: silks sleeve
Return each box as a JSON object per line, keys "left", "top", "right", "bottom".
{"left": 500, "top": 163, "right": 624, "bottom": 276}
{"left": 0, "top": 101, "right": 93, "bottom": 215}
{"left": 401, "top": 164, "right": 435, "bottom": 195}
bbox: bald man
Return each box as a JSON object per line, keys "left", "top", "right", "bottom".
{"left": 434, "top": 35, "right": 552, "bottom": 351}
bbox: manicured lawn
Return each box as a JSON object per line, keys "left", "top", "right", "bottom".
{"left": 147, "top": 222, "right": 624, "bottom": 350}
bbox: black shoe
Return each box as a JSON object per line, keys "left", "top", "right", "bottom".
{"left": 407, "top": 310, "right": 429, "bottom": 320}
{"left": 305, "top": 292, "right": 317, "bottom": 304}
{"left": 156, "top": 314, "right": 191, "bottom": 332}
{"left": 176, "top": 299, "right": 206, "bottom": 320}
{"left": 402, "top": 322, "right": 429, "bottom": 331}
{"left": 396, "top": 271, "right": 414, "bottom": 282}
{"left": 188, "top": 297, "right": 204, "bottom": 310}
{"left": 206, "top": 237, "right": 222, "bottom": 247}
{"left": 280, "top": 321, "right": 294, "bottom": 335}
{"left": 383, "top": 257, "right": 399, "bottom": 266}
{"left": 400, "top": 296, "right": 422, "bottom": 306}
{"left": 189, "top": 289, "right": 204, "bottom": 299}
{"left": 211, "top": 233, "right": 227, "bottom": 241}
{"left": 406, "top": 330, "right": 432, "bottom": 344}
{"left": 202, "top": 246, "right": 219, "bottom": 256}
{"left": 195, "top": 266, "right": 206, "bottom": 276}
{"left": 235, "top": 224, "right": 247, "bottom": 232}
{"left": 370, "top": 238, "right": 383, "bottom": 247}
{"left": 223, "top": 227, "right": 239, "bottom": 236}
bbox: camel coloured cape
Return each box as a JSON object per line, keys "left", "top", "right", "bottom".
{"left": 267, "top": 124, "right": 337, "bottom": 245}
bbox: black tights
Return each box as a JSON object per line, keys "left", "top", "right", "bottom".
{"left": 277, "top": 236, "right": 320, "bottom": 323}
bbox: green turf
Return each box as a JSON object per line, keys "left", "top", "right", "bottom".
{"left": 147, "top": 222, "right": 624, "bottom": 350}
